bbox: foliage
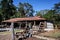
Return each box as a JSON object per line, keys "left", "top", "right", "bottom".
{"left": 0, "top": 0, "right": 34, "bottom": 21}
{"left": 0, "top": 0, "right": 16, "bottom": 20}
{"left": 43, "top": 2, "right": 60, "bottom": 26}
{"left": 53, "top": 2, "right": 60, "bottom": 24}
{"left": 54, "top": 2, "right": 60, "bottom": 14}
{"left": 18, "top": 2, "right": 34, "bottom": 17}
{"left": 35, "top": 11, "right": 43, "bottom": 17}
{"left": 35, "top": 10, "right": 49, "bottom": 17}
{"left": 0, "top": 0, "right": 3, "bottom": 21}
{"left": 43, "top": 10, "right": 55, "bottom": 21}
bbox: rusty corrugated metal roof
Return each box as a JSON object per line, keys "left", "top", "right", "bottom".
{"left": 2, "top": 16, "right": 46, "bottom": 22}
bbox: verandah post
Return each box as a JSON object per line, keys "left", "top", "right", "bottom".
{"left": 34, "top": 21, "right": 36, "bottom": 26}
{"left": 10, "top": 22, "right": 15, "bottom": 40}
{"left": 19, "top": 22, "right": 21, "bottom": 29}
{"left": 26, "top": 21, "right": 28, "bottom": 28}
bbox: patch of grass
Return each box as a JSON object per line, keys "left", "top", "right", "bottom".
{"left": 14, "top": 29, "right": 24, "bottom": 33}
{"left": 0, "top": 29, "right": 24, "bottom": 35}
{"left": 40, "top": 29, "right": 60, "bottom": 38}
{"left": 0, "top": 31, "right": 11, "bottom": 35}
{"left": 50, "top": 32, "right": 60, "bottom": 38}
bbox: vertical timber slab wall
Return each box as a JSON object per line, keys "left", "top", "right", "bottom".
{"left": 44, "top": 22, "right": 54, "bottom": 31}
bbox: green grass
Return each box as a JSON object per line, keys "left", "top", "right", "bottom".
{"left": 50, "top": 32, "right": 60, "bottom": 38}
{"left": 40, "top": 29, "right": 60, "bottom": 38}
{"left": 0, "top": 31, "right": 11, "bottom": 35}
{"left": 14, "top": 29, "right": 24, "bottom": 33}
{"left": 0, "top": 29, "right": 24, "bottom": 35}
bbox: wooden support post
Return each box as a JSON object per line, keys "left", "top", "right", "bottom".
{"left": 44, "top": 21, "right": 47, "bottom": 28}
{"left": 26, "top": 21, "right": 27, "bottom": 28}
{"left": 28, "top": 23, "right": 32, "bottom": 38}
{"left": 19, "top": 22, "right": 21, "bottom": 29}
{"left": 55, "top": 25, "right": 57, "bottom": 29}
{"left": 29, "top": 23, "right": 31, "bottom": 29}
{"left": 34, "top": 21, "right": 36, "bottom": 26}
{"left": 10, "top": 22, "right": 15, "bottom": 40}
{"left": 39, "top": 22, "right": 41, "bottom": 31}
{"left": 39, "top": 22, "right": 41, "bottom": 27}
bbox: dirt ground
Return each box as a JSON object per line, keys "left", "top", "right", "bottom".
{"left": 25, "top": 37, "right": 43, "bottom": 40}
{"left": 0, "top": 34, "right": 42, "bottom": 40}
{"left": 0, "top": 29, "right": 59, "bottom": 40}
{"left": 38, "top": 29, "right": 60, "bottom": 37}
{"left": 0, "top": 35, "right": 11, "bottom": 40}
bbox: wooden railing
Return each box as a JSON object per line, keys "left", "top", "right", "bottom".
{"left": 0, "top": 28, "right": 11, "bottom": 31}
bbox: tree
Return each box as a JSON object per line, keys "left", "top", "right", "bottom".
{"left": 35, "top": 10, "right": 49, "bottom": 17}
{"left": 54, "top": 2, "right": 60, "bottom": 14}
{"left": 0, "top": 8, "right": 3, "bottom": 22}
{"left": 53, "top": 2, "right": 60, "bottom": 27}
{"left": 35, "top": 11, "right": 42, "bottom": 17}
{"left": 24, "top": 3, "right": 34, "bottom": 17}
{"left": 18, "top": 2, "right": 25, "bottom": 18}
{"left": 43, "top": 10, "right": 55, "bottom": 21}
{"left": 0, "top": 0, "right": 16, "bottom": 20}
{"left": 0, "top": 0, "right": 3, "bottom": 21}
{"left": 18, "top": 2, "right": 34, "bottom": 17}
{"left": 54, "top": 2, "right": 60, "bottom": 21}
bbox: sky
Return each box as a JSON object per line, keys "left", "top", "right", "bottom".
{"left": 13, "top": 0, "right": 60, "bottom": 11}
